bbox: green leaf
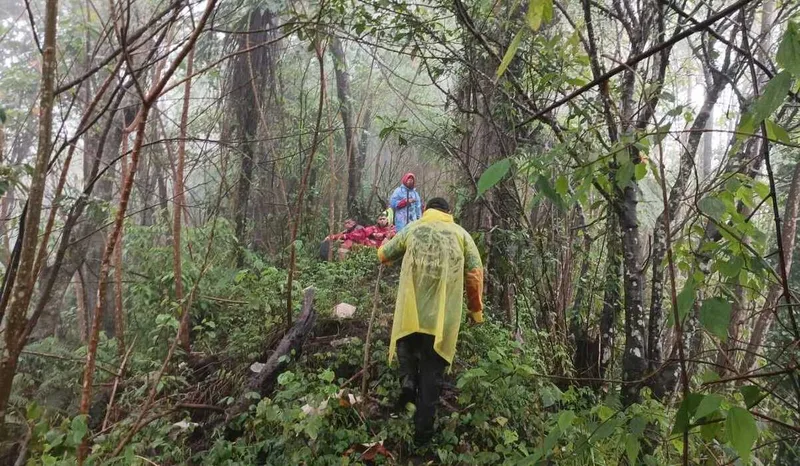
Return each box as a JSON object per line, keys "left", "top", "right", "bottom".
{"left": 719, "top": 256, "right": 743, "bottom": 278}
{"left": 777, "top": 21, "right": 800, "bottom": 76}
{"left": 635, "top": 162, "right": 647, "bottom": 181}
{"left": 526, "top": 0, "right": 554, "bottom": 31}
{"left": 477, "top": 158, "right": 511, "bottom": 196}
{"left": 503, "top": 428, "right": 519, "bottom": 445}
{"left": 536, "top": 175, "right": 565, "bottom": 211}
{"left": 698, "top": 196, "right": 726, "bottom": 221}
{"left": 675, "top": 281, "right": 695, "bottom": 324}
{"left": 625, "top": 434, "right": 640, "bottom": 465}
{"left": 701, "top": 419, "right": 723, "bottom": 442}
{"left": 319, "top": 369, "right": 335, "bottom": 383}
{"left": 743, "top": 71, "right": 792, "bottom": 132}
{"left": 496, "top": 30, "right": 525, "bottom": 79}
{"left": 616, "top": 159, "right": 635, "bottom": 189}
{"left": 555, "top": 175, "right": 569, "bottom": 196}
{"left": 70, "top": 415, "right": 88, "bottom": 445}
{"left": 591, "top": 418, "right": 618, "bottom": 441}
{"left": 694, "top": 394, "right": 722, "bottom": 420}
{"left": 629, "top": 416, "right": 647, "bottom": 436}
{"left": 740, "top": 386, "right": 761, "bottom": 409}
{"left": 726, "top": 407, "right": 758, "bottom": 463}
{"left": 699, "top": 298, "right": 732, "bottom": 341}
{"left": 765, "top": 119, "right": 790, "bottom": 144}
{"left": 557, "top": 410, "right": 575, "bottom": 431}
{"left": 672, "top": 393, "right": 703, "bottom": 434}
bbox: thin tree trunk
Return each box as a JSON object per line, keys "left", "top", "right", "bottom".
{"left": 174, "top": 47, "right": 194, "bottom": 353}
{"left": 599, "top": 214, "right": 621, "bottom": 379}
{"left": 112, "top": 131, "right": 130, "bottom": 358}
{"left": 0, "top": 0, "right": 59, "bottom": 431}
{"left": 75, "top": 269, "right": 88, "bottom": 342}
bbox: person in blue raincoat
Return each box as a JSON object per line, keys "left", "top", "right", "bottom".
{"left": 390, "top": 172, "right": 422, "bottom": 231}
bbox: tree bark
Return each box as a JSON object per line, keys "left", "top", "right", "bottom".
{"left": 230, "top": 10, "right": 273, "bottom": 263}
{"left": 330, "top": 37, "right": 361, "bottom": 219}
{"left": 0, "top": 0, "right": 59, "bottom": 431}
{"left": 173, "top": 47, "right": 194, "bottom": 353}
{"left": 599, "top": 215, "right": 622, "bottom": 379}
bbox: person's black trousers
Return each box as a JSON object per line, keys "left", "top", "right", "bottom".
{"left": 396, "top": 333, "right": 449, "bottom": 444}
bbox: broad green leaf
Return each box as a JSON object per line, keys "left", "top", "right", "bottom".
{"left": 694, "top": 394, "right": 722, "bottom": 420}
{"left": 526, "top": 0, "right": 554, "bottom": 31}
{"left": 555, "top": 175, "right": 569, "bottom": 196}
{"left": 740, "top": 71, "right": 792, "bottom": 134}
{"left": 557, "top": 410, "right": 575, "bottom": 431}
{"left": 726, "top": 407, "right": 758, "bottom": 463}
{"left": 740, "top": 386, "right": 761, "bottom": 409}
{"left": 595, "top": 404, "right": 615, "bottom": 421}
{"left": 701, "top": 419, "right": 723, "bottom": 441}
{"left": 719, "top": 256, "right": 743, "bottom": 278}
{"left": 543, "top": 426, "right": 561, "bottom": 451}
{"left": 635, "top": 162, "right": 647, "bottom": 181}
{"left": 777, "top": 22, "right": 800, "bottom": 76}
{"left": 753, "top": 181, "right": 770, "bottom": 200}
{"left": 616, "top": 160, "right": 635, "bottom": 189}
{"left": 477, "top": 158, "right": 511, "bottom": 196}
{"left": 536, "top": 175, "right": 565, "bottom": 211}
{"left": 701, "top": 370, "right": 720, "bottom": 384}
{"left": 591, "top": 418, "right": 618, "bottom": 441}
{"left": 672, "top": 393, "right": 703, "bottom": 434}
{"left": 629, "top": 416, "right": 647, "bottom": 436}
{"left": 625, "top": 434, "right": 640, "bottom": 465}
{"left": 698, "top": 196, "right": 726, "bottom": 221}
{"left": 70, "top": 415, "right": 88, "bottom": 445}
{"left": 699, "top": 298, "right": 732, "bottom": 341}
{"left": 496, "top": 30, "right": 524, "bottom": 79}
{"left": 765, "top": 119, "right": 790, "bottom": 144}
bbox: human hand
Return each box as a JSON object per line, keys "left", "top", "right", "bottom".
{"left": 468, "top": 311, "right": 484, "bottom": 326}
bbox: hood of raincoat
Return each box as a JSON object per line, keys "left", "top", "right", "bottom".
{"left": 401, "top": 172, "right": 415, "bottom": 185}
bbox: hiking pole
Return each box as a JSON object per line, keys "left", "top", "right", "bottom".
{"left": 361, "top": 264, "right": 385, "bottom": 397}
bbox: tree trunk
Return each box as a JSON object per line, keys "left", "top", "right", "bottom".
{"left": 173, "top": 47, "right": 194, "bottom": 353}
{"left": 75, "top": 269, "right": 88, "bottom": 342}
{"left": 0, "top": 0, "right": 59, "bottom": 431}
{"left": 599, "top": 214, "right": 622, "bottom": 379}
{"left": 230, "top": 10, "right": 273, "bottom": 262}
{"left": 330, "top": 37, "right": 360, "bottom": 219}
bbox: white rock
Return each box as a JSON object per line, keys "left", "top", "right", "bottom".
{"left": 172, "top": 420, "right": 198, "bottom": 431}
{"left": 250, "top": 362, "right": 265, "bottom": 373}
{"left": 334, "top": 303, "right": 356, "bottom": 319}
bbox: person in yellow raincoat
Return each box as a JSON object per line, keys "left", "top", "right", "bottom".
{"left": 377, "top": 197, "right": 484, "bottom": 445}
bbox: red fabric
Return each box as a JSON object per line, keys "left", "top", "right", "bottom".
{"left": 396, "top": 198, "right": 410, "bottom": 208}
{"left": 344, "top": 227, "right": 369, "bottom": 244}
{"left": 362, "top": 225, "right": 396, "bottom": 247}
{"left": 401, "top": 172, "right": 415, "bottom": 185}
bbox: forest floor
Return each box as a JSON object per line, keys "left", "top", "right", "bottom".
{"left": 14, "top": 247, "right": 624, "bottom": 465}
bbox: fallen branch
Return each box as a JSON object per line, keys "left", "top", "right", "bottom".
{"left": 227, "top": 287, "right": 317, "bottom": 420}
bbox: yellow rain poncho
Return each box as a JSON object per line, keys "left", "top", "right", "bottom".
{"left": 378, "top": 209, "right": 484, "bottom": 364}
